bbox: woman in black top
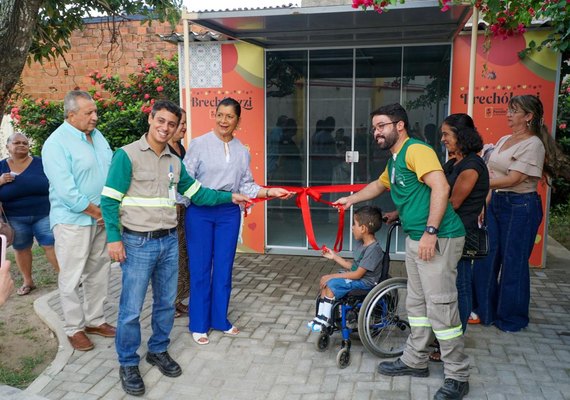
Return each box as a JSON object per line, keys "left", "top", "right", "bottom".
{"left": 431, "top": 114, "right": 489, "bottom": 361}
{"left": 167, "top": 109, "right": 189, "bottom": 318}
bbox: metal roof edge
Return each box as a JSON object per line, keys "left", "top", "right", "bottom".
{"left": 183, "top": 0, "right": 443, "bottom": 20}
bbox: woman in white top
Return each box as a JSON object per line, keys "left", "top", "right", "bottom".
{"left": 472, "top": 94, "right": 567, "bottom": 332}
{"left": 183, "top": 98, "right": 293, "bottom": 345}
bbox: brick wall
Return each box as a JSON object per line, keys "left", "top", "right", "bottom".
{"left": 19, "top": 17, "right": 180, "bottom": 101}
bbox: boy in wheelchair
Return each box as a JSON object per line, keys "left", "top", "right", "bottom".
{"left": 308, "top": 205, "right": 384, "bottom": 332}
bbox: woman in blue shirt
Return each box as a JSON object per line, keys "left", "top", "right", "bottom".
{"left": 0, "top": 133, "right": 59, "bottom": 295}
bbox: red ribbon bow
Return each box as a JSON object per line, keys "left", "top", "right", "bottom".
{"left": 246, "top": 184, "right": 367, "bottom": 252}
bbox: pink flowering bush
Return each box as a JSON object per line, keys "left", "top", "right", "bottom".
{"left": 352, "top": 0, "right": 569, "bottom": 53}
{"left": 11, "top": 55, "right": 179, "bottom": 154}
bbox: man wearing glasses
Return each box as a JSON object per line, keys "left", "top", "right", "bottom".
{"left": 335, "top": 103, "right": 469, "bottom": 400}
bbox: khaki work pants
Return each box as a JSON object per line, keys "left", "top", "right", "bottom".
{"left": 401, "top": 236, "right": 470, "bottom": 382}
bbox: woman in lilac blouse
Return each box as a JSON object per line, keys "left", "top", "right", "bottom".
{"left": 183, "top": 98, "right": 293, "bottom": 345}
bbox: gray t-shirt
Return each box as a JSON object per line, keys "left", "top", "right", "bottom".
{"left": 352, "top": 240, "right": 384, "bottom": 286}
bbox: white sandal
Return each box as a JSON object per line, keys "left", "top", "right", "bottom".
{"left": 223, "top": 326, "right": 240, "bottom": 336}
{"left": 192, "top": 332, "right": 209, "bottom": 345}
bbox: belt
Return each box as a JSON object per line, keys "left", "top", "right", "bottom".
{"left": 493, "top": 190, "right": 537, "bottom": 195}
{"left": 123, "top": 226, "right": 176, "bottom": 239}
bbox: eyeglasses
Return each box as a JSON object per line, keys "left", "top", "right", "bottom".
{"left": 370, "top": 121, "right": 399, "bottom": 133}
{"left": 506, "top": 108, "right": 525, "bottom": 115}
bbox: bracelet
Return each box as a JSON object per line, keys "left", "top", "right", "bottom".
{"left": 266, "top": 188, "right": 270, "bottom": 198}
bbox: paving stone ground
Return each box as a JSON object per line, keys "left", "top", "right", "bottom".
{"left": 5, "top": 239, "right": 570, "bottom": 400}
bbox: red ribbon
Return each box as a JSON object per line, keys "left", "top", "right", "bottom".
{"left": 246, "top": 184, "right": 367, "bottom": 252}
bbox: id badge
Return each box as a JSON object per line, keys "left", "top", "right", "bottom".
{"left": 168, "top": 184, "right": 177, "bottom": 202}
{"left": 168, "top": 168, "right": 176, "bottom": 203}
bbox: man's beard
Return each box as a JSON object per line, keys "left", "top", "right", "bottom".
{"left": 375, "top": 128, "right": 398, "bottom": 150}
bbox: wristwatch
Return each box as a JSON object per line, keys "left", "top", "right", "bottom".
{"left": 425, "top": 226, "right": 439, "bottom": 235}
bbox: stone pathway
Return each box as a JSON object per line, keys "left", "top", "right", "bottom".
{"left": 4, "top": 239, "right": 570, "bottom": 399}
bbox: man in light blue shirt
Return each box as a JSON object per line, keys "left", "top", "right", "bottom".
{"left": 42, "top": 90, "right": 115, "bottom": 351}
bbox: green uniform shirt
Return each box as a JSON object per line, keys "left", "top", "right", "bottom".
{"left": 101, "top": 134, "right": 233, "bottom": 243}
{"left": 381, "top": 138, "right": 465, "bottom": 240}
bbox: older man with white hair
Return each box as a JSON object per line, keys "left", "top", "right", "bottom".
{"left": 42, "top": 90, "right": 115, "bottom": 351}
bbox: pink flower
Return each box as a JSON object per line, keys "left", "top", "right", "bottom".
{"left": 117, "top": 101, "right": 124, "bottom": 107}
{"left": 560, "top": 123, "right": 567, "bottom": 129}
{"left": 156, "top": 86, "right": 164, "bottom": 92}
{"left": 40, "top": 119, "right": 47, "bottom": 125}
{"left": 154, "top": 78, "right": 161, "bottom": 84}
{"left": 91, "top": 79, "right": 96, "bottom": 85}
{"left": 144, "top": 93, "right": 150, "bottom": 99}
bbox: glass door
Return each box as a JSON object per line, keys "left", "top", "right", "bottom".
{"left": 266, "top": 45, "right": 451, "bottom": 254}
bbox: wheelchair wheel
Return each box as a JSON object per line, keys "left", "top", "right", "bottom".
{"left": 314, "top": 332, "right": 330, "bottom": 352}
{"left": 357, "top": 277, "right": 410, "bottom": 358}
{"left": 336, "top": 347, "right": 351, "bottom": 369}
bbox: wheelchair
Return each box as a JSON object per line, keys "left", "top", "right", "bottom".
{"left": 313, "top": 221, "right": 410, "bottom": 369}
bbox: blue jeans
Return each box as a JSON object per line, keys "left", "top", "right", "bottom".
{"left": 472, "top": 191, "right": 542, "bottom": 332}
{"left": 456, "top": 258, "right": 472, "bottom": 333}
{"left": 326, "top": 278, "right": 372, "bottom": 299}
{"left": 115, "top": 230, "right": 178, "bottom": 366}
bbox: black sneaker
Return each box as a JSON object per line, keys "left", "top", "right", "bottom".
{"left": 119, "top": 366, "right": 145, "bottom": 396}
{"left": 377, "top": 358, "right": 430, "bottom": 377}
{"left": 434, "top": 378, "right": 469, "bottom": 400}
{"left": 146, "top": 351, "right": 182, "bottom": 377}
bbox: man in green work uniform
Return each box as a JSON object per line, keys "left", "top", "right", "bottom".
{"left": 101, "top": 100, "right": 249, "bottom": 397}
{"left": 335, "top": 103, "right": 469, "bottom": 400}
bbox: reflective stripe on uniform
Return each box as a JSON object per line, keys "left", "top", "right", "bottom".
{"left": 183, "top": 181, "right": 201, "bottom": 199}
{"left": 121, "top": 196, "right": 176, "bottom": 208}
{"left": 409, "top": 316, "right": 431, "bottom": 328}
{"left": 433, "top": 325, "right": 463, "bottom": 341}
{"left": 102, "top": 186, "right": 124, "bottom": 201}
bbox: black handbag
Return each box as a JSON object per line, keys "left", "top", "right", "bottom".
{"left": 462, "top": 205, "right": 489, "bottom": 259}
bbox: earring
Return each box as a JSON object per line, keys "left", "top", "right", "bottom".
{"left": 526, "top": 120, "right": 531, "bottom": 128}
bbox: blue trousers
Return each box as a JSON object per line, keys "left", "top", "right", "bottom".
{"left": 456, "top": 258, "right": 472, "bottom": 333}
{"left": 472, "top": 191, "right": 542, "bottom": 332}
{"left": 186, "top": 203, "right": 240, "bottom": 334}
{"left": 115, "top": 231, "right": 178, "bottom": 366}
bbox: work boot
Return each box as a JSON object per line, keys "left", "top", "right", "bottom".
{"left": 146, "top": 351, "right": 182, "bottom": 377}
{"left": 434, "top": 378, "right": 469, "bottom": 399}
{"left": 119, "top": 366, "right": 145, "bottom": 396}
{"left": 377, "top": 358, "right": 429, "bottom": 377}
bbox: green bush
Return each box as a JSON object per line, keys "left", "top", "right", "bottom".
{"left": 549, "top": 200, "right": 570, "bottom": 250}
{"left": 551, "top": 68, "right": 570, "bottom": 208}
{"left": 11, "top": 55, "right": 179, "bottom": 154}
